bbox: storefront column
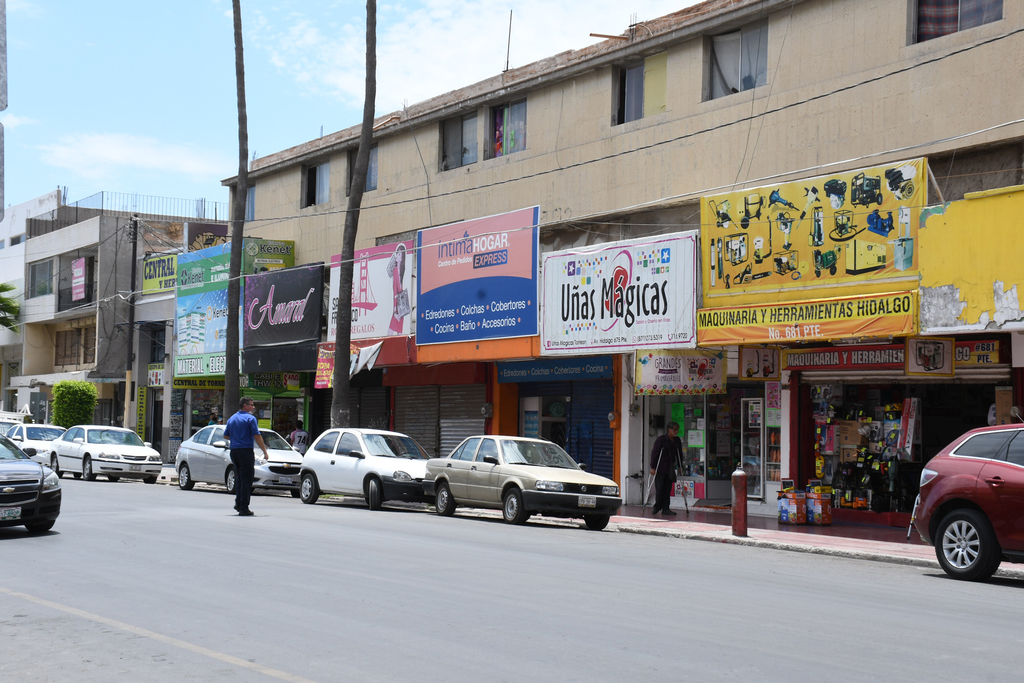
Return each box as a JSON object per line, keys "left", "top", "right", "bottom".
{"left": 620, "top": 354, "right": 644, "bottom": 505}
{"left": 490, "top": 364, "right": 519, "bottom": 436}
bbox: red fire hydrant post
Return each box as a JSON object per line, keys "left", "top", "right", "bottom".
{"left": 732, "top": 464, "right": 748, "bottom": 537}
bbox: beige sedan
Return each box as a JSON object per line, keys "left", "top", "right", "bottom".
{"left": 424, "top": 436, "right": 621, "bottom": 530}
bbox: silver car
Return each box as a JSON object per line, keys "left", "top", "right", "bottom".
{"left": 175, "top": 425, "right": 303, "bottom": 496}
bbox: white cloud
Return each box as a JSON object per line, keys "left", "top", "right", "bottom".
{"left": 37, "top": 133, "right": 233, "bottom": 181}
{"left": 0, "top": 114, "right": 38, "bottom": 129}
{"left": 249, "top": 0, "right": 696, "bottom": 113}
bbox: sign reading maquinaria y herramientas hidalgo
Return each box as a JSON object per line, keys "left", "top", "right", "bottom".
{"left": 540, "top": 232, "right": 698, "bottom": 355}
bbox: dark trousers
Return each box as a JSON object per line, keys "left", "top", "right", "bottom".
{"left": 230, "top": 448, "right": 255, "bottom": 510}
{"left": 653, "top": 473, "right": 673, "bottom": 513}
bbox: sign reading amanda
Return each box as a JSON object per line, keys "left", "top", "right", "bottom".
{"left": 540, "top": 233, "right": 697, "bottom": 355}
{"left": 416, "top": 207, "right": 539, "bottom": 345}
{"left": 697, "top": 291, "right": 917, "bottom": 345}
{"left": 244, "top": 265, "right": 323, "bottom": 348}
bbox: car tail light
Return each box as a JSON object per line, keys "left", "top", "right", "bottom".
{"left": 920, "top": 468, "right": 939, "bottom": 487}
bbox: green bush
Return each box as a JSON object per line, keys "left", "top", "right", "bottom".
{"left": 51, "top": 380, "right": 98, "bottom": 428}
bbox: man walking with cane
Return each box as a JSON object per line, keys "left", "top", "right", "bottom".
{"left": 649, "top": 421, "right": 682, "bottom": 516}
{"left": 224, "top": 397, "right": 270, "bottom": 516}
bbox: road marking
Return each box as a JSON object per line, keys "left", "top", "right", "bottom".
{"left": 0, "top": 586, "right": 319, "bottom": 683}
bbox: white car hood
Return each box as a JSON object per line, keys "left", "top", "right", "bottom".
{"left": 266, "top": 447, "right": 303, "bottom": 465}
{"left": 91, "top": 444, "right": 160, "bottom": 458}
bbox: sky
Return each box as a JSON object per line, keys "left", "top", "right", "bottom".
{"left": 2, "top": 0, "right": 698, "bottom": 210}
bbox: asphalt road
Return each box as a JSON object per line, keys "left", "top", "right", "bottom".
{"left": 2, "top": 478, "right": 1023, "bottom": 683}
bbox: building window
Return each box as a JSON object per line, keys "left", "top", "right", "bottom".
{"left": 10, "top": 234, "right": 23, "bottom": 246}
{"left": 917, "top": 0, "right": 1002, "bottom": 42}
{"left": 348, "top": 145, "right": 378, "bottom": 194}
{"left": 149, "top": 328, "right": 166, "bottom": 364}
{"left": 0, "top": 240, "right": 5, "bottom": 249}
{"left": 615, "top": 52, "right": 667, "bottom": 125}
{"left": 55, "top": 330, "right": 79, "bottom": 366}
{"left": 82, "top": 327, "right": 96, "bottom": 364}
{"left": 708, "top": 20, "right": 768, "bottom": 100}
{"left": 29, "top": 260, "right": 53, "bottom": 298}
{"left": 490, "top": 99, "right": 527, "bottom": 158}
{"left": 441, "top": 113, "right": 478, "bottom": 170}
{"left": 245, "top": 185, "right": 255, "bottom": 222}
{"left": 302, "top": 161, "right": 330, "bottom": 208}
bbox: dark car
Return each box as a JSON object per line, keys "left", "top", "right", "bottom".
{"left": 913, "top": 425, "right": 1024, "bottom": 581}
{"left": 0, "top": 435, "right": 62, "bottom": 533}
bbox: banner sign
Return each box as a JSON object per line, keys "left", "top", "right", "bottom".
{"left": 147, "top": 363, "right": 165, "bottom": 386}
{"left": 329, "top": 241, "right": 415, "bottom": 340}
{"left": 244, "top": 265, "right": 323, "bottom": 348}
{"left": 142, "top": 254, "right": 178, "bottom": 294}
{"left": 697, "top": 291, "right": 917, "bottom": 345}
{"left": 738, "top": 346, "right": 781, "bottom": 380}
{"left": 954, "top": 339, "right": 1001, "bottom": 366}
{"left": 784, "top": 344, "right": 906, "bottom": 371}
{"left": 243, "top": 239, "right": 295, "bottom": 274}
{"left": 314, "top": 342, "right": 384, "bottom": 389}
{"left": 171, "top": 377, "right": 225, "bottom": 390}
{"left": 540, "top": 233, "right": 698, "bottom": 355}
{"left": 72, "top": 257, "right": 86, "bottom": 301}
{"left": 174, "top": 245, "right": 239, "bottom": 377}
{"left": 186, "top": 222, "right": 228, "bottom": 251}
{"left": 635, "top": 350, "right": 725, "bottom": 395}
{"left": 496, "top": 356, "right": 613, "bottom": 383}
{"left": 416, "top": 206, "right": 539, "bottom": 345}
{"left": 905, "top": 336, "right": 955, "bottom": 377}
{"left": 701, "top": 158, "right": 927, "bottom": 300}
{"left": 135, "top": 386, "right": 146, "bottom": 439}
{"left": 240, "top": 372, "right": 301, "bottom": 393}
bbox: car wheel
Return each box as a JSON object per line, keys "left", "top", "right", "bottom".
{"left": 143, "top": 476, "right": 157, "bottom": 484}
{"left": 935, "top": 509, "right": 1001, "bottom": 581}
{"left": 107, "top": 475, "right": 120, "bottom": 482}
{"left": 300, "top": 472, "right": 320, "bottom": 504}
{"left": 50, "top": 456, "right": 62, "bottom": 479}
{"left": 435, "top": 480, "right": 456, "bottom": 516}
{"left": 584, "top": 514, "right": 610, "bottom": 531}
{"left": 225, "top": 467, "right": 237, "bottom": 495}
{"left": 178, "top": 463, "right": 195, "bottom": 490}
{"left": 82, "top": 456, "right": 96, "bottom": 481}
{"left": 367, "top": 477, "right": 383, "bottom": 511}
{"left": 502, "top": 487, "right": 528, "bottom": 525}
{"left": 290, "top": 489, "right": 301, "bottom": 498}
{"left": 25, "top": 520, "right": 55, "bottom": 533}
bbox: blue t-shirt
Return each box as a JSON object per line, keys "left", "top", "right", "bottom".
{"left": 224, "top": 411, "right": 260, "bottom": 449}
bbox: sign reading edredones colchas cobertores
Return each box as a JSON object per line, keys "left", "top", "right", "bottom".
{"left": 540, "top": 233, "right": 698, "bottom": 355}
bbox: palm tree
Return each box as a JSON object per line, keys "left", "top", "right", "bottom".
{"left": 0, "top": 282, "right": 21, "bottom": 332}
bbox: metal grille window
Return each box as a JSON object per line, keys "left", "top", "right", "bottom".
{"left": 55, "top": 330, "right": 79, "bottom": 366}
{"left": 149, "top": 328, "right": 166, "bottom": 364}
{"left": 82, "top": 327, "right": 96, "bottom": 364}
{"left": 917, "top": 0, "right": 1002, "bottom": 42}
{"left": 29, "top": 260, "right": 54, "bottom": 298}
{"left": 441, "top": 113, "right": 478, "bottom": 170}
{"left": 490, "top": 99, "right": 527, "bottom": 158}
{"left": 708, "top": 20, "right": 768, "bottom": 100}
{"left": 303, "top": 162, "right": 330, "bottom": 208}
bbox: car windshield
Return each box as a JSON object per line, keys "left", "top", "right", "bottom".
{"left": 27, "top": 427, "right": 65, "bottom": 441}
{"left": 260, "top": 431, "right": 291, "bottom": 450}
{"left": 363, "top": 434, "right": 429, "bottom": 459}
{"left": 501, "top": 440, "right": 578, "bottom": 469}
{"left": 0, "top": 436, "right": 27, "bottom": 460}
{"left": 87, "top": 430, "right": 145, "bottom": 447}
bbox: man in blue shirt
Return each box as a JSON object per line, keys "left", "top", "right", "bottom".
{"left": 224, "top": 397, "right": 269, "bottom": 516}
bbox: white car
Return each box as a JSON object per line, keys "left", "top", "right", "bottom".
{"left": 7, "top": 424, "right": 66, "bottom": 465}
{"left": 175, "top": 425, "right": 303, "bottom": 496}
{"left": 299, "top": 428, "right": 431, "bottom": 509}
{"left": 49, "top": 425, "right": 162, "bottom": 483}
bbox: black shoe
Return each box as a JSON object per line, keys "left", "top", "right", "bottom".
{"left": 233, "top": 504, "right": 241, "bottom": 512}
{"left": 237, "top": 509, "right": 254, "bottom": 516}
{"left": 663, "top": 510, "right": 678, "bottom": 517}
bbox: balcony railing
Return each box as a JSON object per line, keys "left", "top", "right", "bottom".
{"left": 57, "top": 283, "right": 98, "bottom": 312}
{"left": 28, "top": 192, "right": 230, "bottom": 239}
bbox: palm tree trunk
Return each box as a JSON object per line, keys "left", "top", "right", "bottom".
{"left": 331, "top": 0, "right": 377, "bottom": 428}
{"left": 225, "top": 0, "right": 249, "bottom": 420}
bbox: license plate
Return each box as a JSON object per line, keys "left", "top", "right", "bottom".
{"left": 578, "top": 495, "right": 596, "bottom": 508}
{"left": 279, "top": 476, "right": 293, "bottom": 485}
{"left": 129, "top": 465, "right": 141, "bottom": 472}
{"left": 0, "top": 507, "right": 21, "bottom": 520}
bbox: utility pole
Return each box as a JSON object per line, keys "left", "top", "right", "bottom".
{"left": 122, "top": 215, "right": 139, "bottom": 429}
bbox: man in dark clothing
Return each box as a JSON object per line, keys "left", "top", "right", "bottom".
{"left": 649, "top": 421, "right": 682, "bottom": 516}
{"left": 224, "top": 397, "right": 269, "bottom": 516}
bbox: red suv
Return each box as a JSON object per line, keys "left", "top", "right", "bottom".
{"left": 914, "top": 424, "right": 1024, "bottom": 581}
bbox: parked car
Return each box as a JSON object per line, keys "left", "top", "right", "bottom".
{"left": 913, "top": 424, "right": 1024, "bottom": 581}
{"left": 7, "top": 425, "right": 66, "bottom": 467}
{"left": 49, "top": 426, "right": 162, "bottom": 483}
{"left": 0, "top": 420, "right": 23, "bottom": 436}
{"left": 424, "top": 436, "right": 621, "bottom": 530}
{"left": 299, "top": 428, "right": 431, "bottom": 509}
{"left": 0, "top": 434, "right": 61, "bottom": 533}
{"left": 176, "top": 426, "right": 303, "bottom": 496}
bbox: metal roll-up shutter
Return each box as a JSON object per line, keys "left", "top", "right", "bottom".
{"left": 569, "top": 379, "right": 615, "bottom": 480}
{"left": 311, "top": 387, "right": 333, "bottom": 440}
{"left": 358, "top": 387, "right": 389, "bottom": 430}
{"left": 439, "top": 384, "right": 486, "bottom": 457}
{"left": 395, "top": 386, "right": 440, "bottom": 457}
{"left": 517, "top": 381, "right": 572, "bottom": 398}
{"left": 348, "top": 390, "right": 361, "bottom": 428}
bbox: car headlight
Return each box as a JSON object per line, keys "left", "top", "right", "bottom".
{"left": 920, "top": 468, "right": 939, "bottom": 487}
{"left": 147, "top": 455, "right": 161, "bottom": 462}
{"left": 393, "top": 470, "right": 412, "bottom": 482}
{"left": 42, "top": 470, "right": 60, "bottom": 491}
{"left": 535, "top": 480, "right": 564, "bottom": 492}
{"left": 602, "top": 486, "right": 619, "bottom": 496}
{"left": 99, "top": 452, "right": 120, "bottom": 460}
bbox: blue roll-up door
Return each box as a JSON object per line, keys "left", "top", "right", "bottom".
{"left": 569, "top": 379, "right": 614, "bottom": 479}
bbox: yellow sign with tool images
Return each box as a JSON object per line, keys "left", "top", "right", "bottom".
{"left": 701, "top": 158, "right": 926, "bottom": 299}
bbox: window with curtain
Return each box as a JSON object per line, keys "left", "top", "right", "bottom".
{"left": 441, "top": 113, "right": 478, "bottom": 170}
{"left": 617, "top": 63, "right": 645, "bottom": 124}
{"left": 302, "top": 162, "right": 330, "bottom": 208}
{"left": 709, "top": 20, "right": 768, "bottom": 100}
{"left": 346, "top": 145, "right": 379, "bottom": 194}
{"left": 491, "top": 99, "right": 527, "bottom": 158}
{"left": 917, "top": 0, "right": 1002, "bottom": 42}
{"left": 245, "top": 185, "right": 255, "bottom": 222}
{"left": 29, "top": 260, "right": 53, "bottom": 298}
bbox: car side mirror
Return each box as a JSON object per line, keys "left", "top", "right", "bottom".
{"left": 73, "top": 438, "right": 84, "bottom": 444}
{"left": 23, "top": 447, "right": 36, "bottom": 456}
{"left": 11, "top": 435, "right": 22, "bottom": 441}
{"left": 482, "top": 455, "right": 499, "bottom": 465}
{"left": 578, "top": 463, "right": 587, "bottom": 471}
{"left": 212, "top": 440, "right": 228, "bottom": 449}
{"left": 349, "top": 451, "right": 365, "bottom": 459}
{"left": 144, "top": 442, "right": 152, "bottom": 448}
